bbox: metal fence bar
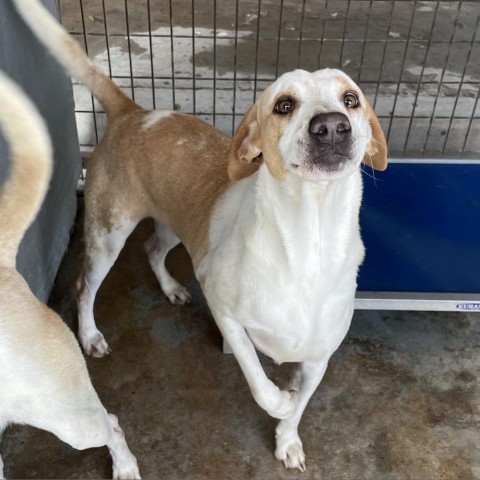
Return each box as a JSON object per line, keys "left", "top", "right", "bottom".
{"left": 64, "top": 0, "right": 479, "bottom": 159}
{"left": 441, "top": 10, "right": 480, "bottom": 155}
{"left": 168, "top": 0, "right": 176, "bottom": 109}
{"left": 123, "top": 0, "right": 135, "bottom": 101}
{"left": 422, "top": 2, "right": 463, "bottom": 153}
{"left": 316, "top": 0, "right": 329, "bottom": 69}
{"left": 357, "top": 0, "right": 374, "bottom": 83}
{"left": 385, "top": 1, "right": 418, "bottom": 144}
{"left": 296, "top": 0, "right": 307, "bottom": 69}
{"left": 78, "top": 0, "right": 98, "bottom": 144}
{"left": 146, "top": 0, "right": 156, "bottom": 109}
{"left": 275, "top": 0, "right": 285, "bottom": 79}
{"left": 338, "top": 0, "right": 352, "bottom": 71}
{"left": 213, "top": 0, "right": 217, "bottom": 126}
{"left": 402, "top": 2, "right": 440, "bottom": 154}
{"left": 191, "top": 0, "right": 196, "bottom": 115}
{"left": 69, "top": 75, "right": 478, "bottom": 86}
{"left": 65, "top": 30, "right": 480, "bottom": 44}
{"left": 101, "top": 0, "right": 112, "bottom": 78}
{"left": 73, "top": 108, "right": 476, "bottom": 120}
{"left": 231, "top": 0, "right": 240, "bottom": 132}
{"left": 252, "top": 0, "right": 262, "bottom": 102}
{"left": 372, "top": 1, "right": 395, "bottom": 110}
{"left": 462, "top": 85, "right": 480, "bottom": 157}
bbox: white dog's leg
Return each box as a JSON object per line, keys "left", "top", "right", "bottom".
{"left": 214, "top": 313, "right": 297, "bottom": 419}
{"left": 106, "top": 414, "right": 141, "bottom": 480}
{"left": 275, "top": 359, "right": 328, "bottom": 471}
{"left": 144, "top": 220, "right": 191, "bottom": 305}
{"left": 77, "top": 219, "right": 136, "bottom": 357}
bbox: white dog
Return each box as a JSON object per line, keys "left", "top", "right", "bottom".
{"left": 12, "top": 0, "right": 387, "bottom": 470}
{"left": 0, "top": 71, "right": 140, "bottom": 479}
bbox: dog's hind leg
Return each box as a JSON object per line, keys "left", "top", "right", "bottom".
{"left": 39, "top": 407, "right": 140, "bottom": 479}
{"left": 144, "top": 220, "right": 192, "bottom": 305}
{"left": 106, "top": 413, "right": 140, "bottom": 479}
{"left": 77, "top": 217, "right": 137, "bottom": 357}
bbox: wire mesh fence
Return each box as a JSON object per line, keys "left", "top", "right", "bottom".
{"left": 58, "top": 0, "right": 480, "bottom": 160}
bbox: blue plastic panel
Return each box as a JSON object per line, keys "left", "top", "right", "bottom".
{"left": 358, "top": 163, "right": 480, "bottom": 294}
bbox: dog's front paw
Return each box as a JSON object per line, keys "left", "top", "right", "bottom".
{"left": 260, "top": 387, "right": 297, "bottom": 420}
{"left": 112, "top": 463, "right": 141, "bottom": 480}
{"left": 80, "top": 329, "right": 111, "bottom": 357}
{"left": 275, "top": 425, "right": 306, "bottom": 472}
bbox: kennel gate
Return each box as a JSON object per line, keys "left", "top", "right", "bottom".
{"left": 59, "top": 0, "right": 480, "bottom": 311}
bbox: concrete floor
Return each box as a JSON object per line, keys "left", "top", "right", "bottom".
{"left": 2, "top": 201, "right": 480, "bottom": 479}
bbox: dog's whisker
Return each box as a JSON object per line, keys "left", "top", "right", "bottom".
{"left": 360, "top": 161, "right": 381, "bottom": 187}
{"left": 371, "top": 135, "right": 386, "bottom": 148}
{"left": 352, "top": 133, "right": 386, "bottom": 149}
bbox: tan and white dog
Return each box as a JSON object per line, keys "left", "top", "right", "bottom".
{"left": 0, "top": 71, "right": 140, "bottom": 479}
{"left": 12, "top": 0, "right": 387, "bottom": 471}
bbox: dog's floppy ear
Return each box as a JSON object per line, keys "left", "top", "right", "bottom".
{"left": 363, "top": 101, "right": 388, "bottom": 171}
{"left": 228, "top": 105, "right": 262, "bottom": 181}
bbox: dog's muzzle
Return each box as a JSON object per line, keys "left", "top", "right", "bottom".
{"left": 307, "top": 112, "right": 353, "bottom": 170}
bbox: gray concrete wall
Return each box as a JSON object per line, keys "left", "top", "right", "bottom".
{"left": 0, "top": 0, "right": 81, "bottom": 302}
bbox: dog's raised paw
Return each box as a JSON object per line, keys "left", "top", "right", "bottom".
{"left": 263, "top": 388, "right": 297, "bottom": 420}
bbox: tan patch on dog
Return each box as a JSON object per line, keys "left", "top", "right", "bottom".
{"left": 363, "top": 101, "right": 388, "bottom": 171}
{"left": 228, "top": 94, "right": 294, "bottom": 182}
{"left": 258, "top": 123, "right": 288, "bottom": 180}
{"left": 84, "top": 109, "right": 232, "bottom": 271}
{"left": 257, "top": 91, "right": 295, "bottom": 180}
{"left": 228, "top": 106, "right": 262, "bottom": 181}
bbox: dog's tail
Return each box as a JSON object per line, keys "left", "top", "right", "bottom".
{"left": 12, "top": 0, "right": 136, "bottom": 117}
{"left": 0, "top": 72, "right": 53, "bottom": 267}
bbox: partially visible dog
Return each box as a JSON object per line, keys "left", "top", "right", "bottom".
{"left": 12, "top": 0, "right": 387, "bottom": 471}
{"left": 0, "top": 71, "right": 140, "bottom": 479}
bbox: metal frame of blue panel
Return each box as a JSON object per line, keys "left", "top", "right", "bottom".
{"left": 356, "top": 159, "right": 480, "bottom": 311}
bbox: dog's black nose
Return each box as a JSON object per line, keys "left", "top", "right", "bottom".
{"left": 309, "top": 113, "right": 351, "bottom": 143}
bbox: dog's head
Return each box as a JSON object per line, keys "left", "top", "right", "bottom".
{"left": 228, "top": 68, "right": 387, "bottom": 182}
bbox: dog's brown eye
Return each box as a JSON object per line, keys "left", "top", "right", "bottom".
{"left": 275, "top": 97, "right": 294, "bottom": 114}
{"left": 344, "top": 92, "right": 359, "bottom": 109}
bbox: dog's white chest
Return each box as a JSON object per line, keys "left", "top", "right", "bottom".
{"left": 199, "top": 168, "right": 365, "bottom": 364}
{"left": 240, "top": 258, "right": 361, "bottom": 363}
